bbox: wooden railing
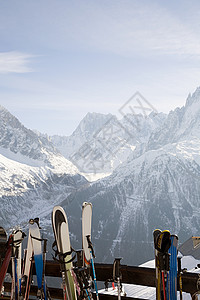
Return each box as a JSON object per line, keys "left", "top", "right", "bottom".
{"left": 2, "top": 260, "right": 200, "bottom": 299}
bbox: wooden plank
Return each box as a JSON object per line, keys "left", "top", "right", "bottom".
{"left": 94, "top": 263, "right": 156, "bottom": 287}
{"left": 5, "top": 260, "right": 200, "bottom": 296}
{"left": 3, "top": 282, "right": 64, "bottom": 299}
{"left": 93, "top": 262, "right": 200, "bottom": 295}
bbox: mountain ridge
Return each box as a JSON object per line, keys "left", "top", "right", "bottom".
{"left": 1, "top": 87, "right": 200, "bottom": 265}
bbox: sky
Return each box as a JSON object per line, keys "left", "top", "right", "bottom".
{"left": 1, "top": 0, "right": 200, "bottom": 135}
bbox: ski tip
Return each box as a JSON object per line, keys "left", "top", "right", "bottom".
{"left": 29, "top": 219, "right": 35, "bottom": 225}
{"left": 52, "top": 205, "right": 65, "bottom": 214}
{"left": 52, "top": 206, "right": 64, "bottom": 222}
{"left": 154, "top": 229, "right": 171, "bottom": 253}
{"left": 153, "top": 229, "right": 162, "bottom": 234}
{"left": 170, "top": 234, "right": 178, "bottom": 239}
{"left": 153, "top": 229, "right": 162, "bottom": 243}
{"left": 82, "top": 202, "right": 92, "bottom": 208}
{"left": 29, "top": 218, "right": 41, "bottom": 228}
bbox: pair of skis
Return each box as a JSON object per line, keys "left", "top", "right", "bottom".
{"left": 22, "top": 218, "right": 50, "bottom": 300}
{"left": 52, "top": 202, "right": 98, "bottom": 300}
{"left": 11, "top": 229, "right": 26, "bottom": 300}
{"left": 0, "top": 227, "right": 25, "bottom": 300}
{"left": 153, "top": 229, "right": 179, "bottom": 300}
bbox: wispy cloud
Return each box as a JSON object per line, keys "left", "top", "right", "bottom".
{"left": 0, "top": 51, "right": 33, "bottom": 73}
{"left": 63, "top": 1, "right": 200, "bottom": 58}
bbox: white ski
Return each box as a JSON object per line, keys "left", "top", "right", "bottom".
{"left": 82, "top": 202, "right": 99, "bottom": 300}
{"left": 52, "top": 206, "right": 77, "bottom": 300}
{"left": 82, "top": 202, "right": 92, "bottom": 267}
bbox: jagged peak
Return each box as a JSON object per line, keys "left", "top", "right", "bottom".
{"left": 0, "top": 104, "right": 8, "bottom": 112}
{"left": 71, "top": 111, "right": 115, "bottom": 137}
{"left": 82, "top": 112, "right": 114, "bottom": 123}
{"left": 185, "top": 87, "right": 200, "bottom": 107}
{"left": 0, "top": 104, "right": 23, "bottom": 129}
{"left": 84, "top": 111, "right": 113, "bottom": 117}
{"left": 0, "top": 104, "right": 60, "bottom": 161}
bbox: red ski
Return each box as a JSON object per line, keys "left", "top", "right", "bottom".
{"left": 0, "top": 234, "right": 13, "bottom": 293}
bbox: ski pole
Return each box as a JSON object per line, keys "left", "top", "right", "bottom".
{"left": 86, "top": 235, "right": 98, "bottom": 300}
{"left": 42, "top": 238, "right": 49, "bottom": 300}
{"left": 161, "top": 271, "right": 167, "bottom": 300}
{"left": 90, "top": 252, "right": 98, "bottom": 300}
{"left": 113, "top": 258, "right": 122, "bottom": 300}
{"left": 61, "top": 270, "right": 68, "bottom": 300}
{"left": 10, "top": 252, "right": 15, "bottom": 300}
{"left": 178, "top": 257, "right": 183, "bottom": 300}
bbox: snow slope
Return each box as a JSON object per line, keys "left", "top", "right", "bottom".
{"left": 0, "top": 105, "right": 88, "bottom": 230}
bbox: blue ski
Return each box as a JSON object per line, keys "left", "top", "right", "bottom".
{"left": 29, "top": 218, "right": 49, "bottom": 300}
{"left": 168, "top": 235, "right": 178, "bottom": 300}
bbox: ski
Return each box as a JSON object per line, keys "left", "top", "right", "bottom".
{"left": 21, "top": 228, "right": 33, "bottom": 300}
{"left": 153, "top": 229, "right": 162, "bottom": 300}
{"left": 11, "top": 229, "right": 25, "bottom": 300}
{"left": 52, "top": 206, "right": 77, "bottom": 300}
{"left": 29, "top": 218, "right": 47, "bottom": 299}
{"left": 153, "top": 229, "right": 171, "bottom": 300}
{"left": 0, "top": 233, "right": 13, "bottom": 294}
{"left": 0, "top": 227, "right": 7, "bottom": 297}
{"left": 82, "top": 202, "right": 99, "bottom": 300}
{"left": 82, "top": 202, "right": 92, "bottom": 268}
{"left": 168, "top": 235, "right": 178, "bottom": 300}
{"left": 0, "top": 227, "right": 7, "bottom": 270}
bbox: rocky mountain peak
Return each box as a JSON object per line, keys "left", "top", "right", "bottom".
{"left": 71, "top": 112, "right": 114, "bottom": 139}
{"left": 0, "top": 105, "right": 22, "bottom": 129}
{"left": 0, "top": 105, "right": 58, "bottom": 162}
{"left": 185, "top": 87, "right": 200, "bottom": 108}
{"left": 147, "top": 87, "right": 200, "bottom": 151}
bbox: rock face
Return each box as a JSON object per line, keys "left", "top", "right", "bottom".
{"left": 1, "top": 87, "right": 200, "bottom": 266}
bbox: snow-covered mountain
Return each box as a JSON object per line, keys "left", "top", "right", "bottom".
{"left": 51, "top": 88, "right": 200, "bottom": 265}
{"left": 1, "top": 87, "right": 200, "bottom": 266}
{"left": 50, "top": 112, "right": 113, "bottom": 157}
{"left": 50, "top": 111, "right": 166, "bottom": 180}
{"left": 0, "top": 105, "right": 88, "bottom": 229}
{"left": 147, "top": 88, "right": 200, "bottom": 151}
{"left": 0, "top": 105, "right": 58, "bottom": 163}
{"left": 63, "top": 139, "right": 200, "bottom": 265}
